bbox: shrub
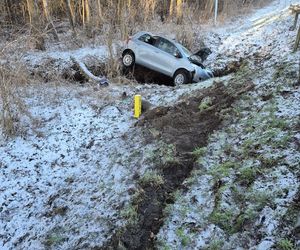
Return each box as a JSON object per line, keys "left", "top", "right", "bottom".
{"left": 199, "top": 96, "right": 213, "bottom": 112}
{"left": 139, "top": 170, "right": 164, "bottom": 187}
{"left": 209, "top": 209, "right": 235, "bottom": 233}
{"left": 276, "top": 239, "right": 294, "bottom": 250}
{"left": 176, "top": 227, "right": 191, "bottom": 246}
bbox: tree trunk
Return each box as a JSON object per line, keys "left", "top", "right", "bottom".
{"left": 176, "top": 0, "right": 183, "bottom": 24}
{"left": 117, "top": 0, "right": 122, "bottom": 25}
{"left": 41, "top": 0, "right": 59, "bottom": 41}
{"left": 159, "top": 0, "right": 168, "bottom": 22}
{"left": 96, "top": 0, "right": 103, "bottom": 28}
{"left": 82, "top": 0, "right": 85, "bottom": 26}
{"left": 26, "top": 0, "right": 34, "bottom": 24}
{"left": 169, "top": 0, "right": 175, "bottom": 18}
{"left": 85, "top": 0, "right": 90, "bottom": 25}
{"left": 65, "top": 0, "right": 76, "bottom": 35}
{"left": 5, "top": 0, "right": 13, "bottom": 23}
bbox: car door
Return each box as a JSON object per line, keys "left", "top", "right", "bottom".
{"left": 134, "top": 34, "right": 158, "bottom": 69}
{"left": 150, "top": 37, "right": 180, "bottom": 76}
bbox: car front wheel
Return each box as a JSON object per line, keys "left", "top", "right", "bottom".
{"left": 173, "top": 69, "right": 191, "bottom": 86}
{"left": 122, "top": 51, "right": 135, "bottom": 68}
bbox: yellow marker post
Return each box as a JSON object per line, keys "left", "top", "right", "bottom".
{"left": 134, "top": 95, "right": 142, "bottom": 118}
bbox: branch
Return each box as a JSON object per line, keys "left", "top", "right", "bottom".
{"left": 70, "top": 56, "right": 109, "bottom": 85}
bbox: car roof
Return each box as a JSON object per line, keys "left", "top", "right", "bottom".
{"left": 134, "top": 31, "right": 177, "bottom": 44}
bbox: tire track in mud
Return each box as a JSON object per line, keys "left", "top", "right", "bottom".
{"left": 102, "top": 81, "right": 254, "bottom": 250}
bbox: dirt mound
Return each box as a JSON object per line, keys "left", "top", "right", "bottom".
{"left": 140, "top": 82, "right": 235, "bottom": 151}
{"left": 102, "top": 81, "right": 254, "bottom": 250}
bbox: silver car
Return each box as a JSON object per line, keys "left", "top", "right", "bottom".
{"left": 122, "top": 31, "right": 213, "bottom": 85}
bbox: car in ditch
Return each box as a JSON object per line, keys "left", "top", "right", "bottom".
{"left": 121, "top": 31, "right": 213, "bottom": 86}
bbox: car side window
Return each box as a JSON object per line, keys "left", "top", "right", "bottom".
{"left": 138, "top": 34, "right": 156, "bottom": 45}
{"left": 156, "top": 38, "right": 179, "bottom": 56}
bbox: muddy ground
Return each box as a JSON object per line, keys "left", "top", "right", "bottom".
{"left": 103, "top": 80, "right": 254, "bottom": 249}
{"left": 1, "top": 1, "right": 299, "bottom": 249}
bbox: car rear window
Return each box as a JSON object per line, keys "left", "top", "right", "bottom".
{"left": 138, "top": 34, "right": 156, "bottom": 45}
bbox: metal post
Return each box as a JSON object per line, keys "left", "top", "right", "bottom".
{"left": 214, "top": 0, "right": 218, "bottom": 26}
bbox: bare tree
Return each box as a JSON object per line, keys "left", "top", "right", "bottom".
{"left": 26, "top": 0, "right": 35, "bottom": 25}
{"left": 5, "top": 0, "right": 13, "bottom": 23}
{"left": 176, "top": 0, "right": 183, "bottom": 24}
{"left": 65, "top": 0, "right": 76, "bottom": 35}
{"left": 41, "top": 0, "right": 59, "bottom": 41}
{"left": 169, "top": 0, "right": 175, "bottom": 18}
{"left": 96, "top": 0, "right": 103, "bottom": 28}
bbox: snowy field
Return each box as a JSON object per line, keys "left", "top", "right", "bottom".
{"left": 157, "top": 1, "right": 300, "bottom": 249}
{"left": 1, "top": 0, "right": 300, "bottom": 249}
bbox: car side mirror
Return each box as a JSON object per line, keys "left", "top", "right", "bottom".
{"left": 173, "top": 51, "right": 181, "bottom": 58}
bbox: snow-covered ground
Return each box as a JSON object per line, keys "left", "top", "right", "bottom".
{"left": 157, "top": 1, "right": 300, "bottom": 249}
{"left": 0, "top": 84, "right": 141, "bottom": 249}
{"left": 0, "top": 73, "right": 219, "bottom": 250}
{"left": 1, "top": 0, "right": 300, "bottom": 249}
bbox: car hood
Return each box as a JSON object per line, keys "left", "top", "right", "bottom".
{"left": 193, "top": 48, "right": 212, "bottom": 62}
{"left": 188, "top": 55, "right": 205, "bottom": 68}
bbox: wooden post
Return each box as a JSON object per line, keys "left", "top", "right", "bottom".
{"left": 291, "top": 13, "right": 299, "bottom": 31}
{"left": 289, "top": 5, "right": 300, "bottom": 51}
{"left": 294, "top": 24, "right": 300, "bottom": 52}
{"left": 298, "top": 60, "right": 300, "bottom": 84}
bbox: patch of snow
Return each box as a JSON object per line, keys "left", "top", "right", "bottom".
{"left": 0, "top": 84, "right": 152, "bottom": 249}
{"left": 24, "top": 46, "right": 109, "bottom": 66}
{"left": 157, "top": 2, "right": 300, "bottom": 249}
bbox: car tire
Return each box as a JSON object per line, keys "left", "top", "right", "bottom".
{"left": 173, "top": 69, "right": 191, "bottom": 86}
{"left": 122, "top": 51, "right": 135, "bottom": 68}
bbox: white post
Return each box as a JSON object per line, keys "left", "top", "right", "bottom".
{"left": 214, "top": 0, "right": 218, "bottom": 26}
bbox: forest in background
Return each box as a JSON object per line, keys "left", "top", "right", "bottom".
{"left": 0, "top": 0, "right": 267, "bottom": 40}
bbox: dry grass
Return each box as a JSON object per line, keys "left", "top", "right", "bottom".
{"left": 0, "top": 39, "right": 38, "bottom": 138}
{"left": 0, "top": 63, "right": 30, "bottom": 137}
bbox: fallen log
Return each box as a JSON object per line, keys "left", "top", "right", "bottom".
{"left": 70, "top": 56, "right": 109, "bottom": 85}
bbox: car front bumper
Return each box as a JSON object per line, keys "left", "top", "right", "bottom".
{"left": 193, "top": 67, "right": 214, "bottom": 82}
